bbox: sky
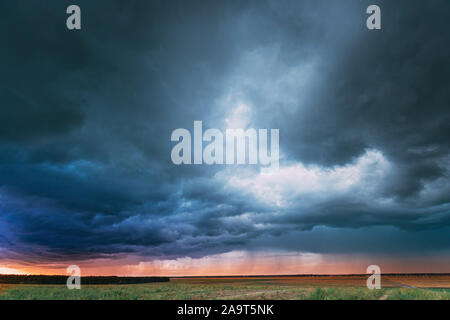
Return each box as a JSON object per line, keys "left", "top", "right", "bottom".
{"left": 0, "top": 0, "right": 450, "bottom": 276}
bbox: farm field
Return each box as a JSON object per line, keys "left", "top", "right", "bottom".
{"left": 1, "top": 275, "right": 450, "bottom": 300}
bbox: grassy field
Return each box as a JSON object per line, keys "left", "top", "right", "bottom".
{"left": 1, "top": 276, "right": 450, "bottom": 300}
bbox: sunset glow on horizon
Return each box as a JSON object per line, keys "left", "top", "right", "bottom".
{"left": 3, "top": 251, "right": 450, "bottom": 277}
{"left": 0, "top": 267, "right": 27, "bottom": 275}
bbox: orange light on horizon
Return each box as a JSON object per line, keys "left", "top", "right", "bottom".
{"left": 2, "top": 251, "right": 450, "bottom": 277}
{"left": 0, "top": 266, "right": 28, "bottom": 275}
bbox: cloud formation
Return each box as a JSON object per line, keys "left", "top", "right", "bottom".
{"left": 0, "top": 0, "right": 450, "bottom": 271}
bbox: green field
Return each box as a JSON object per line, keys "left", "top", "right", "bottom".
{"left": 1, "top": 277, "right": 450, "bottom": 300}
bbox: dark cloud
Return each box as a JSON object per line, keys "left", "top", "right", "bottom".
{"left": 0, "top": 0, "right": 449, "bottom": 264}
{"left": 280, "top": 1, "right": 450, "bottom": 194}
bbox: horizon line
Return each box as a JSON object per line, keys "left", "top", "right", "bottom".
{"left": 2, "top": 272, "right": 450, "bottom": 278}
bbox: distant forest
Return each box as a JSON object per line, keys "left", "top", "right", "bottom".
{"left": 0, "top": 275, "right": 170, "bottom": 284}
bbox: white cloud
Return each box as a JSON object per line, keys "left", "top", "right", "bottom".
{"left": 223, "top": 149, "right": 391, "bottom": 207}
{"left": 225, "top": 101, "right": 252, "bottom": 129}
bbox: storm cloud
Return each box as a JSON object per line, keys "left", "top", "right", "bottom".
{"left": 1, "top": 0, "right": 450, "bottom": 268}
